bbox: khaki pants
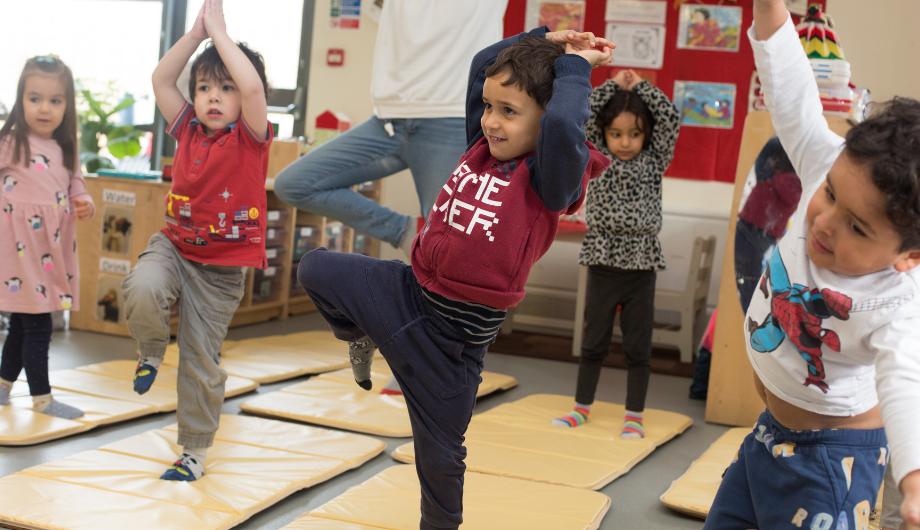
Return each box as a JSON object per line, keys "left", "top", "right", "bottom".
{"left": 123, "top": 233, "right": 245, "bottom": 448}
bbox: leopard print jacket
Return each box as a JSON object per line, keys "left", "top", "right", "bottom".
{"left": 578, "top": 80, "right": 680, "bottom": 271}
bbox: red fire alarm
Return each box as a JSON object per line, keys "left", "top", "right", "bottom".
{"left": 327, "top": 48, "right": 345, "bottom": 67}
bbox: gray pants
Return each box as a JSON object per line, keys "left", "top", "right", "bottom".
{"left": 123, "top": 233, "right": 245, "bottom": 448}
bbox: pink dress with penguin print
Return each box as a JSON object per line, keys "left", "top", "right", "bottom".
{"left": 0, "top": 135, "right": 93, "bottom": 313}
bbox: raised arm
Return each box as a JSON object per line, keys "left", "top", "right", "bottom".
{"left": 585, "top": 79, "right": 620, "bottom": 149}
{"left": 532, "top": 41, "right": 613, "bottom": 212}
{"left": 748, "top": 1, "right": 844, "bottom": 189}
{"left": 152, "top": 3, "right": 207, "bottom": 126}
{"left": 631, "top": 78, "right": 680, "bottom": 169}
{"left": 753, "top": 0, "right": 791, "bottom": 41}
{"left": 202, "top": 0, "right": 268, "bottom": 139}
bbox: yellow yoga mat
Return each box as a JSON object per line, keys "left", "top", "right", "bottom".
{"left": 392, "top": 394, "right": 693, "bottom": 490}
{"left": 240, "top": 364, "right": 518, "bottom": 437}
{"left": 659, "top": 427, "right": 748, "bottom": 518}
{"left": 0, "top": 415, "right": 385, "bottom": 530}
{"left": 163, "top": 330, "right": 354, "bottom": 384}
{"left": 283, "top": 464, "right": 611, "bottom": 530}
{"left": 0, "top": 361, "right": 258, "bottom": 446}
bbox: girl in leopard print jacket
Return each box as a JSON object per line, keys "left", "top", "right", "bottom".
{"left": 553, "top": 70, "right": 679, "bottom": 438}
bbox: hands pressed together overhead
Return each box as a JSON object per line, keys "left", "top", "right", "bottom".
{"left": 612, "top": 68, "right": 643, "bottom": 91}
{"left": 190, "top": 0, "right": 227, "bottom": 41}
{"left": 546, "top": 30, "right": 616, "bottom": 68}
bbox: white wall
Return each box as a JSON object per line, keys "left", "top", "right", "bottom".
{"left": 828, "top": 0, "right": 920, "bottom": 101}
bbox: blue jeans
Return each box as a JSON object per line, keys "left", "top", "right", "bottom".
{"left": 274, "top": 116, "right": 467, "bottom": 247}
{"left": 705, "top": 410, "right": 887, "bottom": 530}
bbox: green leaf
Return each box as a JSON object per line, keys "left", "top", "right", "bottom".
{"left": 80, "top": 89, "right": 106, "bottom": 119}
{"left": 107, "top": 136, "right": 142, "bottom": 159}
{"left": 105, "top": 96, "right": 136, "bottom": 119}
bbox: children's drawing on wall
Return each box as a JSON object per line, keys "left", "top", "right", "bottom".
{"left": 526, "top": 0, "right": 585, "bottom": 32}
{"left": 673, "top": 81, "right": 737, "bottom": 129}
{"left": 606, "top": 22, "right": 665, "bottom": 69}
{"left": 101, "top": 206, "right": 133, "bottom": 255}
{"left": 677, "top": 4, "right": 742, "bottom": 52}
{"left": 96, "top": 274, "right": 124, "bottom": 323}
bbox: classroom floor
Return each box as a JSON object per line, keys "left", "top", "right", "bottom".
{"left": 0, "top": 312, "right": 730, "bottom": 530}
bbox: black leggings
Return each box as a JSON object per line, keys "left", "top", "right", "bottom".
{"left": 0, "top": 313, "right": 53, "bottom": 395}
{"left": 575, "top": 266, "right": 655, "bottom": 412}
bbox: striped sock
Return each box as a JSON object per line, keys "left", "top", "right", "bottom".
{"left": 621, "top": 410, "right": 645, "bottom": 439}
{"left": 552, "top": 404, "right": 591, "bottom": 428}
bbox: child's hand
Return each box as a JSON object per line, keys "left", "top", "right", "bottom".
{"left": 565, "top": 41, "right": 613, "bottom": 68}
{"left": 73, "top": 199, "right": 93, "bottom": 220}
{"left": 548, "top": 30, "right": 615, "bottom": 53}
{"left": 903, "top": 470, "right": 920, "bottom": 530}
{"left": 612, "top": 69, "right": 630, "bottom": 88}
{"left": 202, "top": 0, "right": 227, "bottom": 38}
{"left": 624, "top": 69, "right": 643, "bottom": 90}
{"left": 189, "top": 2, "right": 208, "bottom": 40}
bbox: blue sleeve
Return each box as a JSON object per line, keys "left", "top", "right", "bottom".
{"left": 465, "top": 26, "right": 549, "bottom": 147}
{"left": 529, "top": 54, "right": 593, "bottom": 212}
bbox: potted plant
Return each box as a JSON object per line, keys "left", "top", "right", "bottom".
{"left": 78, "top": 85, "right": 144, "bottom": 174}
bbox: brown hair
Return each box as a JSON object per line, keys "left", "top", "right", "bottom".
{"left": 188, "top": 42, "right": 269, "bottom": 100}
{"left": 484, "top": 37, "right": 564, "bottom": 109}
{"left": 0, "top": 55, "right": 78, "bottom": 173}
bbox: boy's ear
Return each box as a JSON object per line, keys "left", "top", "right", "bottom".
{"left": 893, "top": 250, "right": 920, "bottom": 273}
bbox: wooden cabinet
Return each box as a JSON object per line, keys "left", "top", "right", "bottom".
{"left": 70, "top": 139, "right": 380, "bottom": 336}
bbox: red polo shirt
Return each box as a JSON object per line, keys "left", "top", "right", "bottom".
{"left": 163, "top": 103, "right": 271, "bottom": 268}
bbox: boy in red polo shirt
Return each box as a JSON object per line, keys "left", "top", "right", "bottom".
{"left": 297, "top": 29, "right": 612, "bottom": 529}
{"left": 122, "top": 0, "right": 271, "bottom": 481}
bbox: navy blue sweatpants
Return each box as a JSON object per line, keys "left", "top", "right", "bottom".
{"left": 705, "top": 410, "right": 887, "bottom": 530}
{"left": 298, "top": 249, "right": 487, "bottom": 530}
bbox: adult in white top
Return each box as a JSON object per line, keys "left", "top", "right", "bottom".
{"left": 705, "top": 2, "right": 920, "bottom": 529}
{"left": 274, "top": 0, "right": 508, "bottom": 254}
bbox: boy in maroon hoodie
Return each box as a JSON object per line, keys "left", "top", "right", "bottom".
{"left": 297, "top": 28, "right": 612, "bottom": 530}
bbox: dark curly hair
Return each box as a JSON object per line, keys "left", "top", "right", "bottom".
{"left": 188, "top": 41, "right": 269, "bottom": 100}
{"left": 844, "top": 97, "right": 920, "bottom": 251}
{"left": 595, "top": 89, "right": 654, "bottom": 150}
{"left": 484, "top": 37, "right": 564, "bottom": 109}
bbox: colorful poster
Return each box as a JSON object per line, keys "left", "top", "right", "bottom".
{"left": 525, "top": 0, "right": 586, "bottom": 32}
{"left": 677, "top": 4, "right": 742, "bottom": 52}
{"left": 673, "top": 81, "right": 737, "bottom": 129}
{"left": 606, "top": 22, "right": 665, "bottom": 69}
{"left": 605, "top": 0, "right": 666, "bottom": 25}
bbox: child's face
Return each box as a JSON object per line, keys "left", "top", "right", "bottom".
{"left": 193, "top": 74, "right": 242, "bottom": 135}
{"left": 805, "top": 151, "right": 920, "bottom": 275}
{"left": 604, "top": 112, "right": 646, "bottom": 161}
{"left": 22, "top": 73, "right": 66, "bottom": 139}
{"left": 481, "top": 71, "right": 544, "bottom": 162}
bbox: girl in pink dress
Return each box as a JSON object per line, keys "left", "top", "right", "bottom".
{"left": 0, "top": 56, "right": 95, "bottom": 419}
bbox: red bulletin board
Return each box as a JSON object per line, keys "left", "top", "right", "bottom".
{"left": 502, "top": 0, "right": 824, "bottom": 183}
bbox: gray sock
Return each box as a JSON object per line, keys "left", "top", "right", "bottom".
{"left": 348, "top": 337, "right": 376, "bottom": 390}
{"left": 34, "top": 396, "right": 84, "bottom": 419}
{"left": 0, "top": 379, "right": 12, "bottom": 405}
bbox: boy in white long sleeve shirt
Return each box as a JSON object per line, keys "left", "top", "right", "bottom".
{"left": 705, "top": 2, "right": 920, "bottom": 529}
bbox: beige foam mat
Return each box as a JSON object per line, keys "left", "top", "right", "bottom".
{"left": 392, "top": 394, "right": 692, "bottom": 490}
{"left": 0, "top": 414, "right": 385, "bottom": 530}
{"left": 0, "top": 361, "right": 258, "bottom": 446}
{"left": 284, "top": 464, "right": 611, "bottom": 530}
{"left": 163, "top": 331, "right": 354, "bottom": 384}
{"left": 240, "top": 364, "right": 518, "bottom": 437}
{"left": 659, "top": 427, "right": 748, "bottom": 518}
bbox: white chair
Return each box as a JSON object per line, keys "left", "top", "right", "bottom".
{"left": 571, "top": 235, "right": 717, "bottom": 363}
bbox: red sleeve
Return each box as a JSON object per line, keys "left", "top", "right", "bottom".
{"left": 166, "top": 102, "right": 195, "bottom": 142}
